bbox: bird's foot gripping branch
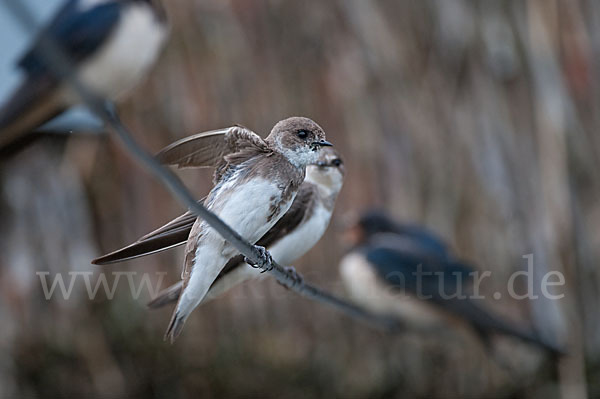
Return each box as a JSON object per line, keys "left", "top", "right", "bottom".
{"left": 282, "top": 266, "right": 304, "bottom": 287}
{"left": 245, "top": 245, "right": 274, "bottom": 273}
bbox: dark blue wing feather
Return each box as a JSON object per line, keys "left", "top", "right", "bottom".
{"left": 18, "top": 0, "right": 123, "bottom": 76}
{"left": 364, "top": 245, "right": 475, "bottom": 300}
{"left": 356, "top": 230, "right": 564, "bottom": 353}
{"left": 393, "top": 224, "right": 450, "bottom": 259}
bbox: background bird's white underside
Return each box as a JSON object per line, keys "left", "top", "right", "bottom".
{"left": 339, "top": 253, "right": 447, "bottom": 328}
{"left": 61, "top": 3, "right": 167, "bottom": 103}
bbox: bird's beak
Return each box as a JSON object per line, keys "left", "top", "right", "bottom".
{"left": 342, "top": 224, "right": 364, "bottom": 247}
{"left": 312, "top": 140, "right": 333, "bottom": 147}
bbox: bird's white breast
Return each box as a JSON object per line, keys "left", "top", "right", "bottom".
{"left": 65, "top": 3, "right": 167, "bottom": 102}
{"left": 213, "top": 177, "right": 295, "bottom": 246}
{"left": 201, "top": 202, "right": 332, "bottom": 303}
{"left": 268, "top": 202, "right": 332, "bottom": 266}
{"left": 339, "top": 252, "right": 446, "bottom": 328}
{"left": 198, "top": 183, "right": 331, "bottom": 303}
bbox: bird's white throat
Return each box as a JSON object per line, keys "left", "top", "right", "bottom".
{"left": 305, "top": 165, "right": 343, "bottom": 198}
{"left": 280, "top": 146, "right": 321, "bottom": 169}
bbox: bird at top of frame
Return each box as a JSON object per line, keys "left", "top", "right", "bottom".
{"left": 0, "top": 0, "right": 169, "bottom": 155}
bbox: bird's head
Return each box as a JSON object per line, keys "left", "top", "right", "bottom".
{"left": 343, "top": 209, "right": 399, "bottom": 246}
{"left": 305, "top": 147, "right": 345, "bottom": 195}
{"left": 267, "top": 117, "right": 332, "bottom": 168}
{"left": 357, "top": 210, "right": 399, "bottom": 236}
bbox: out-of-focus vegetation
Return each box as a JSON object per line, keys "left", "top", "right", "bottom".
{"left": 1, "top": 0, "right": 599, "bottom": 397}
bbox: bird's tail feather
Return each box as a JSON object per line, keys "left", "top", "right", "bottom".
{"left": 164, "top": 309, "right": 186, "bottom": 344}
{"left": 484, "top": 316, "right": 565, "bottom": 355}
{"left": 148, "top": 281, "right": 183, "bottom": 309}
{"left": 446, "top": 298, "right": 565, "bottom": 355}
{"left": 0, "top": 76, "right": 63, "bottom": 152}
{"left": 163, "top": 283, "right": 205, "bottom": 343}
{"left": 163, "top": 245, "right": 230, "bottom": 342}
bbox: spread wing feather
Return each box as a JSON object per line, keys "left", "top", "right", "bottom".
{"left": 92, "top": 205, "right": 201, "bottom": 265}
{"left": 156, "top": 126, "right": 270, "bottom": 169}
{"left": 95, "top": 125, "right": 270, "bottom": 264}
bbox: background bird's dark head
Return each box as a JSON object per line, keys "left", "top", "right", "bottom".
{"left": 267, "top": 116, "right": 332, "bottom": 168}
{"left": 342, "top": 209, "right": 397, "bottom": 246}
{"left": 349, "top": 209, "right": 450, "bottom": 256}
{"left": 357, "top": 209, "right": 400, "bottom": 237}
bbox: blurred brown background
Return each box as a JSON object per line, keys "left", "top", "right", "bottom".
{"left": 1, "top": 0, "right": 599, "bottom": 397}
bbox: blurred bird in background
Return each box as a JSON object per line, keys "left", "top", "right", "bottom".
{"left": 0, "top": 0, "right": 168, "bottom": 153}
{"left": 339, "top": 209, "right": 564, "bottom": 355}
{"left": 94, "top": 147, "right": 346, "bottom": 308}
{"left": 120, "top": 118, "right": 332, "bottom": 342}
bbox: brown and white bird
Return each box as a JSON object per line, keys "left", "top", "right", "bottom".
{"left": 93, "top": 147, "right": 345, "bottom": 308}
{"left": 117, "top": 117, "right": 331, "bottom": 342}
{"left": 0, "top": 0, "right": 168, "bottom": 151}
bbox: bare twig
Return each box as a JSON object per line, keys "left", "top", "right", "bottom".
{"left": 2, "top": 0, "right": 401, "bottom": 331}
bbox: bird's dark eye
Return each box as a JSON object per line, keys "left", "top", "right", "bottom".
{"left": 332, "top": 158, "right": 342, "bottom": 167}
{"left": 297, "top": 130, "right": 309, "bottom": 139}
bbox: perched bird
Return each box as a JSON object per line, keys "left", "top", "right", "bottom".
{"left": 135, "top": 117, "right": 331, "bottom": 342}
{"left": 0, "top": 0, "right": 168, "bottom": 151}
{"left": 93, "top": 147, "right": 346, "bottom": 307}
{"left": 339, "top": 209, "right": 563, "bottom": 354}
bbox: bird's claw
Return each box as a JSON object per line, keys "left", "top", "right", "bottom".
{"left": 245, "top": 245, "right": 273, "bottom": 272}
{"left": 280, "top": 265, "right": 303, "bottom": 288}
{"left": 285, "top": 266, "right": 303, "bottom": 284}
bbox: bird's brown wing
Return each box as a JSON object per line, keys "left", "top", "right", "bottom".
{"left": 257, "top": 183, "right": 317, "bottom": 249}
{"left": 92, "top": 209, "right": 199, "bottom": 265}
{"left": 93, "top": 127, "right": 269, "bottom": 265}
{"left": 156, "top": 126, "right": 270, "bottom": 169}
